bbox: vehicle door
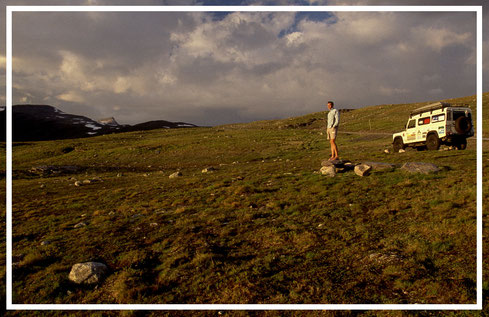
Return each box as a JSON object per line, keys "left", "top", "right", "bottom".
{"left": 405, "top": 118, "right": 417, "bottom": 143}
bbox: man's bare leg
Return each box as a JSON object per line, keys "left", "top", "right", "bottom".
{"left": 330, "top": 139, "right": 339, "bottom": 160}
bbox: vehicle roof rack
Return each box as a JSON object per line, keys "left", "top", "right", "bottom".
{"left": 409, "top": 102, "right": 463, "bottom": 117}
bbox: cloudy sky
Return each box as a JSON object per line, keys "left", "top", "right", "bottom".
{"left": 2, "top": 0, "right": 487, "bottom": 126}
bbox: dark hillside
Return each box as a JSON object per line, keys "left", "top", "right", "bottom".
{"left": 0, "top": 104, "right": 197, "bottom": 142}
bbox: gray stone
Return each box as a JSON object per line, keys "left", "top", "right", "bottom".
{"left": 362, "top": 161, "right": 396, "bottom": 172}
{"left": 401, "top": 162, "right": 439, "bottom": 174}
{"left": 354, "top": 164, "right": 372, "bottom": 177}
{"left": 68, "top": 262, "right": 107, "bottom": 285}
{"left": 169, "top": 171, "right": 182, "bottom": 178}
{"left": 320, "top": 166, "right": 336, "bottom": 177}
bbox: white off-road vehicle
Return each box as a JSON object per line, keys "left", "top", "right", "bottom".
{"left": 392, "top": 102, "right": 474, "bottom": 152}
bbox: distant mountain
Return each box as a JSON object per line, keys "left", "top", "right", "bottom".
{"left": 0, "top": 104, "right": 197, "bottom": 142}
{"left": 98, "top": 117, "right": 120, "bottom": 127}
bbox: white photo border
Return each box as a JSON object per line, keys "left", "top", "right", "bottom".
{"left": 6, "top": 5, "right": 483, "bottom": 311}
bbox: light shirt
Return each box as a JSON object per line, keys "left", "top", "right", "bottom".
{"left": 327, "top": 108, "right": 339, "bottom": 128}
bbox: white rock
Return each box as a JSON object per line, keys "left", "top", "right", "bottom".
{"left": 320, "top": 166, "right": 336, "bottom": 177}
{"left": 354, "top": 164, "right": 372, "bottom": 177}
{"left": 68, "top": 262, "right": 107, "bottom": 285}
{"left": 169, "top": 171, "right": 182, "bottom": 178}
{"left": 74, "top": 222, "right": 88, "bottom": 228}
{"left": 202, "top": 167, "right": 216, "bottom": 173}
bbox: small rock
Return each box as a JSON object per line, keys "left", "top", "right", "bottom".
{"left": 401, "top": 162, "right": 439, "bottom": 174}
{"left": 74, "top": 181, "right": 82, "bottom": 187}
{"left": 143, "top": 173, "right": 150, "bottom": 177}
{"left": 68, "top": 262, "right": 107, "bottom": 285}
{"left": 384, "top": 149, "right": 390, "bottom": 154}
{"left": 398, "top": 149, "right": 406, "bottom": 153}
{"left": 40, "top": 184, "right": 46, "bottom": 189}
{"left": 320, "top": 166, "right": 336, "bottom": 177}
{"left": 82, "top": 179, "right": 91, "bottom": 184}
{"left": 149, "top": 222, "right": 158, "bottom": 227}
{"left": 169, "top": 171, "right": 182, "bottom": 178}
{"left": 354, "top": 164, "right": 372, "bottom": 177}
{"left": 117, "top": 173, "right": 123, "bottom": 177}
{"left": 74, "top": 222, "right": 88, "bottom": 228}
{"left": 40, "top": 240, "right": 51, "bottom": 246}
{"left": 202, "top": 167, "right": 216, "bottom": 173}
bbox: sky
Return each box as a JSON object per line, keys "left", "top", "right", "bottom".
{"left": 1, "top": 0, "right": 488, "bottom": 126}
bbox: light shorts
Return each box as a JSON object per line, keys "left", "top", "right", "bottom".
{"left": 327, "top": 127, "right": 338, "bottom": 140}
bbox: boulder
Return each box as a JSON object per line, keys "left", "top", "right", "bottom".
{"left": 320, "top": 166, "right": 336, "bottom": 177}
{"left": 69, "top": 262, "right": 107, "bottom": 285}
{"left": 361, "top": 161, "right": 396, "bottom": 172}
{"left": 354, "top": 164, "right": 372, "bottom": 177}
{"left": 401, "top": 162, "right": 439, "bottom": 174}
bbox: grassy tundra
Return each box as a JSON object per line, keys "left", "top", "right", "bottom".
{"left": 1, "top": 93, "right": 489, "bottom": 313}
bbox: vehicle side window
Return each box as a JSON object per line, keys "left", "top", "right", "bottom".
{"left": 418, "top": 117, "right": 430, "bottom": 125}
{"left": 407, "top": 119, "right": 416, "bottom": 129}
{"left": 432, "top": 114, "right": 445, "bottom": 122}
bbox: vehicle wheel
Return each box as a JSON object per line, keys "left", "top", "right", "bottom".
{"left": 426, "top": 133, "right": 440, "bottom": 151}
{"left": 455, "top": 138, "right": 467, "bottom": 150}
{"left": 455, "top": 117, "right": 471, "bottom": 134}
{"left": 393, "top": 138, "right": 405, "bottom": 152}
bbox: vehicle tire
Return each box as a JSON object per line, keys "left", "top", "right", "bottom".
{"left": 455, "top": 138, "right": 467, "bottom": 150}
{"left": 393, "top": 137, "right": 405, "bottom": 152}
{"left": 455, "top": 116, "right": 471, "bottom": 134}
{"left": 426, "top": 133, "right": 440, "bottom": 151}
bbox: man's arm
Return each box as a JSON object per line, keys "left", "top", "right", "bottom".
{"left": 333, "top": 109, "right": 340, "bottom": 128}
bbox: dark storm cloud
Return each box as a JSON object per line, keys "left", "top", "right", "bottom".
{"left": 1, "top": 0, "right": 486, "bottom": 126}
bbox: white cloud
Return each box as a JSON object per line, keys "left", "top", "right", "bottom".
{"left": 417, "top": 27, "right": 472, "bottom": 52}
{"left": 56, "top": 91, "right": 85, "bottom": 103}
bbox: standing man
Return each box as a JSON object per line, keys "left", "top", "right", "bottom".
{"left": 327, "top": 101, "right": 340, "bottom": 161}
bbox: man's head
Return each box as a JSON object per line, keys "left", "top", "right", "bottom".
{"left": 327, "top": 101, "right": 334, "bottom": 110}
